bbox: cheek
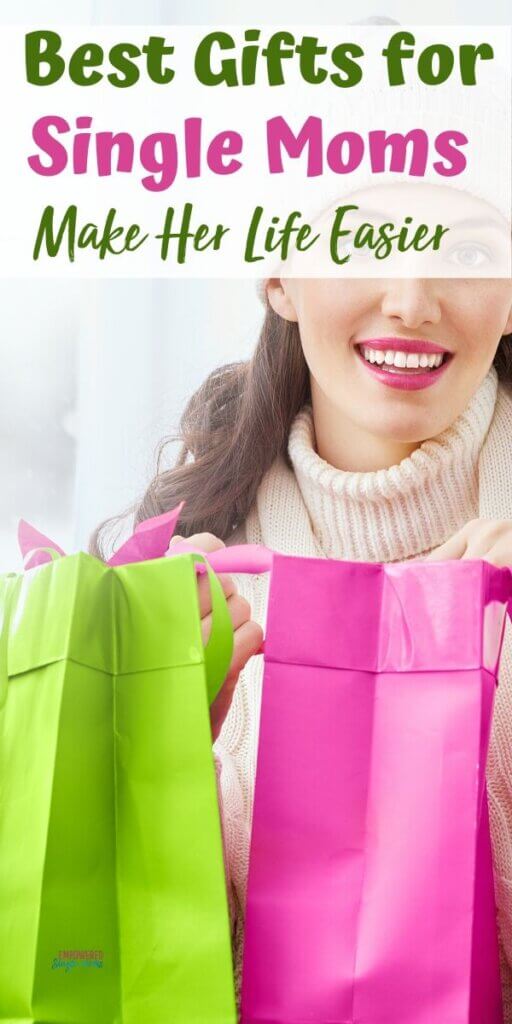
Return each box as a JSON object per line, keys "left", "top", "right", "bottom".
{"left": 296, "top": 285, "right": 362, "bottom": 368}
{"left": 450, "top": 283, "right": 512, "bottom": 360}
{"left": 299, "top": 315, "right": 352, "bottom": 381}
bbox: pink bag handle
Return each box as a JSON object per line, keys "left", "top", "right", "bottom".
{"left": 171, "top": 543, "right": 274, "bottom": 576}
{"left": 167, "top": 541, "right": 273, "bottom": 657}
{"left": 210, "top": 544, "right": 274, "bottom": 574}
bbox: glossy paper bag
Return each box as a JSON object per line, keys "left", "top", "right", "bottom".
{"left": 172, "top": 539, "right": 512, "bottom": 1024}
{"left": 231, "top": 552, "right": 511, "bottom": 1024}
{"left": 0, "top": 534, "right": 237, "bottom": 1024}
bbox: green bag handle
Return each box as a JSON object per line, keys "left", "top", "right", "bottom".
{"left": 0, "top": 575, "right": 18, "bottom": 710}
{"left": 191, "top": 553, "right": 234, "bottom": 706}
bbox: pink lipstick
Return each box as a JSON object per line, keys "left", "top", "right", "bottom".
{"left": 354, "top": 337, "right": 453, "bottom": 391}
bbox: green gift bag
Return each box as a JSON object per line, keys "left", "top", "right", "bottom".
{"left": 0, "top": 549, "right": 237, "bottom": 1024}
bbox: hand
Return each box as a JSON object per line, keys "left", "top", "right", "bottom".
{"left": 424, "top": 518, "right": 512, "bottom": 567}
{"left": 168, "top": 532, "right": 264, "bottom": 743}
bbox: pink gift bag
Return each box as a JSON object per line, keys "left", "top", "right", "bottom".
{"left": 199, "top": 546, "right": 512, "bottom": 1024}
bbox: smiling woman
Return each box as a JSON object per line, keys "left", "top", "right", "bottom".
{"left": 90, "top": 261, "right": 512, "bottom": 1014}
{"left": 91, "top": 263, "right": 512, "bottom": 1015}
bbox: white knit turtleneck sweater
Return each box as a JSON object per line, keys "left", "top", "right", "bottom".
{"left": 213, "top": 365, "right": 512, "bottom": 1018}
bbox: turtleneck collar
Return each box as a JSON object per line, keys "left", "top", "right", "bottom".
{"left": 287, "top": 366, "right": 499, "bottom": 562}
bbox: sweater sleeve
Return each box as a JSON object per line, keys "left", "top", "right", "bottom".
{"left": 213, "top": 738, "right": 247, "bottom": 1012}
{"left": 497, "top": 906, "right": 512, "bottom": 1024}
{"left": 213, "top": 750, "right": 237, "bottom": 931}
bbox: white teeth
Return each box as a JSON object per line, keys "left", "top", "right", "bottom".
{"left": 361, "top": 346, "right": 446, "bottom": 371}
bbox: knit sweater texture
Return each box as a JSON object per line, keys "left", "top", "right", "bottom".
{"left": 213, "top": 364, "right": 512, "bottom": 1017}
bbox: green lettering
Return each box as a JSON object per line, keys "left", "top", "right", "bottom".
{"left": 331, "top": 43, "right": 364, "bottom": 87}
{"left": 33, "top": 205, "right": 76, "bottom": 261}
{"left": 195, "top": 32, "right": 237, "bottom": 86}
{"left": 383, "top": 31, "right": 416, "bottom": 86}
{"left": 25, "top": 30, "right": 64, "bottom": 86}
{"left": 142, "top": 36, "right": 174, "bottom": 84}
{"left": 459, "top": 43, "right": 494, "bottom": 85}
{"left": 107, "top": 43, "right": 141, "bottom": 87}
{"left": 417, "top": 44, "right": 454, "bottom": 85}
{"left": 69, "top": 43, "right": 103, "bottom": 86}
{"left": 330, "top": 204, "right": 359, "bottom": 265}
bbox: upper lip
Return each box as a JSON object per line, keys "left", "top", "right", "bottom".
{"left": 355, "top": 337, "right": 451, "bottom": 355}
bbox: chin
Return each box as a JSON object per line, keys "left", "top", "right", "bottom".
{"left": 367, "top": 410, "right": 447, "bottom": 445}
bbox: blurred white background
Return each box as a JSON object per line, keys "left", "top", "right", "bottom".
{"left": 0, "top": 0, "right": 509, "bottom": 567}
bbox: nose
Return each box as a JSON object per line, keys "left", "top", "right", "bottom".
{"left": 380, "top": 279, "right": 442, "bottom": 330}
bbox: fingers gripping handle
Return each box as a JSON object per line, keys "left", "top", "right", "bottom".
{"left": 168, "top": 542, "right": 273, "bottom": 660}
{"left": 205, "top": 546, "right": 273, "bottom": 657}
{"left": 192, "top": 553, "right": 235, "bottom": 707}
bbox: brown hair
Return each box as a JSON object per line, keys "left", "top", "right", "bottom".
{"left": 90, "top": 299, "right": 512, "bottom": 558}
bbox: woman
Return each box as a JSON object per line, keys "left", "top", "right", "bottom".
{"left": 94, "top": 268, "right": 512, "bottom": 1015}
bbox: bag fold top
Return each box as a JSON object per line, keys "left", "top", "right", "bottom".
{"left": 6, "top": 553, "right": 114, "bottom": 678}
{"left": 3, "top": 551, "right": 232, "bottom": 703}
{"left": 263, "top": 554, "right": 512, "bottom": 675}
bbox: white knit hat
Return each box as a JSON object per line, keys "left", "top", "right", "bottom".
{"left": 256, "top": 19, "right": 510, "bottom": 296}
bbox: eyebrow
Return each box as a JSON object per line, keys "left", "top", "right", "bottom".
{"left": 323, "top": 205, "right": 391, "bottom": 221}
{"left": 446, "top": 216, "right": 509, "bottom": 234}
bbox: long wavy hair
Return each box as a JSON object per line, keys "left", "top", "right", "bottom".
{"left": 90, "top": 296, "right": 512, "bottom": 558}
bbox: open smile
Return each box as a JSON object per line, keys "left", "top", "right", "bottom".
{"left": 354, "top": 337, "right": 453, "bottom": 391}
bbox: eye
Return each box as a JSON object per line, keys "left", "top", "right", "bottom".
{"left": 334, "top": 238, "right": 372, "bottom": 261}
{"left": 446, "top": 242, "right": 492, "bottom": 268}
{"left": 337, "top": 240, "right": 355, "bottom": 259}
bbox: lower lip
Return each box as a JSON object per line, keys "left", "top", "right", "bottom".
{"left": 355, "top": 347, "right": 451, "bottom": 391}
